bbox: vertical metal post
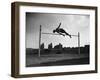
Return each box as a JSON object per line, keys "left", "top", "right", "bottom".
{"left": 38, "top": 25, "right": 41, "bottom": 57}
{"left": 78, "top": 32, "right": 80, "bottom": 55}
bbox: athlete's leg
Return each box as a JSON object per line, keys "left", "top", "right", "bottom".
{"left": 58, "top": 32, "right": 65, "bottom": 36}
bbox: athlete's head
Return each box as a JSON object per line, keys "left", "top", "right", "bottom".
{"left": 53, "top": 30, "right": 56, "bottom": 33}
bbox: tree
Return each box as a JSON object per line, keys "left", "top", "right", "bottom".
{"left": 48, "top": 43, "right": 53, "bottom": 50}
{"left": 54, "top": 43, "right": 63, "bottom": 50}
{"left": 40, "top": 43, "right": 44, "bottom": 49}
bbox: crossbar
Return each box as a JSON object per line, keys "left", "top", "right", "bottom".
{"left": 42, "top": 33, "right": 61, "bottom": 35}
{"left": 42, "top": 32, "right": 78, "bottom": 37}
{"left": 71, "top": 35, "right": 78, "bottom": 37}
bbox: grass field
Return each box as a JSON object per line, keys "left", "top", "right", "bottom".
{"left": 26, "top": 52, "right": 89, "bottom": 67}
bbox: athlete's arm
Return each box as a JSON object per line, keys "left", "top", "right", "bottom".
{"left": 57, "top": 23, "right": 61, "bottom": 29}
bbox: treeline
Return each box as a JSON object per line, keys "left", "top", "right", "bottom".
{"left": 26, "top": 43, "right": 89, "bottom": 55}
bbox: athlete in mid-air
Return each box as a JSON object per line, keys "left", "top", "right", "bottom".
{"left": 53, "top": 23, "right": 72, "bottom": 38}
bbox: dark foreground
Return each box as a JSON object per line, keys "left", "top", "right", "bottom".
{"left": 27, "top": 57, "right": 89, "bottom": 67}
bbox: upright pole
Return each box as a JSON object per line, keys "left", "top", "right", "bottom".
{"left": 78, "top": 32, "right": 80, "bottom": 55}
{"left": 38, "top": 25, "right": 41, "bottom": 57}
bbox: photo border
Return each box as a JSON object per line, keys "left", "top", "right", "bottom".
{"left": 11, "top": 2, "right": 98, "bottom": 78}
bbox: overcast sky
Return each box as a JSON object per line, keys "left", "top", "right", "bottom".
{"left": 26, "top": 12, "right": 90, "bottom": 48}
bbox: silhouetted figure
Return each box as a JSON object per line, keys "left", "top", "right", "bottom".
{"left": 53, "top": 23, "right": 72, "bottom": 38}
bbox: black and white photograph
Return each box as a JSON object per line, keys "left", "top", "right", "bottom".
{"left": 26, "top": 12, "right": 90, "bottom": 67}
{"left": 11, "top": 2, "right": 97, "bottom": 78}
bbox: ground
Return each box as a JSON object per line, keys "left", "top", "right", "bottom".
{"left": 26, "top": 52, "right": 89, "bottom": 67}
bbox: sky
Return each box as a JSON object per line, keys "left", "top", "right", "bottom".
{"left": 26, "top": 12, "right": 90, "bottom": 49}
